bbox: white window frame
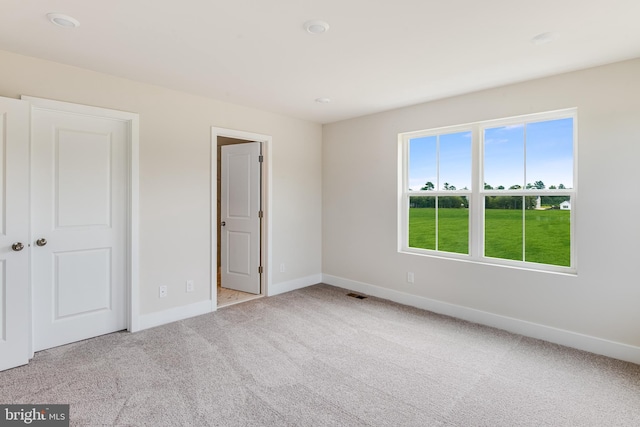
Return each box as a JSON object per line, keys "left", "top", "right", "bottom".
{"left": 399, "top": 108, "right": 577, "bottom": 274}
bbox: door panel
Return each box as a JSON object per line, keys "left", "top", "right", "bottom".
{"left": 0, "top": 97, "right": 30, "bottom": 371}
{"left": 228, "top": 231, "right": 251, "bottom": 275}
{"left": 32, "top": 106, "right": 128, "bottom": 351}
{"left": 56, "top": 129, "right": 112, "bottom": 228}
{"left": 221, "top": 142, "right": 261, "bottom": 294}
{"left": 55, "top": 249, "right": 111, "bottom": 318}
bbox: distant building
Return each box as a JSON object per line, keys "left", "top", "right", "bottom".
{"left": 560, "top": 200, "right": 571, "bottom": 210}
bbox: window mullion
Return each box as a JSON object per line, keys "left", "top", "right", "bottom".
{"left": 472, "top": 124, "right": 482, "bottom": 259}
{"left": 435, "top": 135, "right": 440, "bottom": 251}
{"left": 522, "top": 196, "right": 526, "bottom": 262}
{"left": 522, "top": 124, "right": 527, "bottom": 262}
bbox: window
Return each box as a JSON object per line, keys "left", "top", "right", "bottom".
{"left": 400, "top": 109, "right": 576, "bottom": 272}
{"left": 407, "top": 130, "right": 472, "bottom": 254}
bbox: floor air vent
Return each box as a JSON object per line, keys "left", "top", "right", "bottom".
{"left": 347, "top": 292, "right": 367, "bottom": 299}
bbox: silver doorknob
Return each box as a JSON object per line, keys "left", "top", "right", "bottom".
{"left": 12, "top": 242, "right": 24, "bottom": 252}
{"left": 36, "top": 238, "right": 47, "bottom": 247}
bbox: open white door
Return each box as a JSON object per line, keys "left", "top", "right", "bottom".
{"left": 30, "top": 100, "right": 129, "bottom": 351}
{"left": 0, "top": 97, "right": 30, "bottom": 371}
{"left": 221, "top": 142, "right": 261, "bottom": 294}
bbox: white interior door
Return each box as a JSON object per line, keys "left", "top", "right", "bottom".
{"left": 221, "top": 142, "right": 261, "bottom": 294}
{"left": 0, "top": 97, "right": 30, "bottom": 371}
{"left": 31, "top": 101, "right": 129, "bottom": 351}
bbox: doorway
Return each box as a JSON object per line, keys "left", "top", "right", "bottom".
{"left": 213, "top": 129, "right": 271, "bottom": 308}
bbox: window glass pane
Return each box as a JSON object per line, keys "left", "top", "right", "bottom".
{"left": 526, "top": 118, "right": 573, "bottom": 190}
{"left": 484, "top": 125, "right": 525, "bottom": 190}
{"left": 409, "top": 196, "right": 435, "bottom": 250}
{"left": 485, "top": 196, "right": 523, "bottom": 261}
{"left": 437, "top": 196, "right": 468, "bottom": 254}
{"left": 525, "top": 196, "right": 571, "bottom": 266}
{"left": 439, "top": 131, "right": 472, "bottom": 191}
{"left": 408, "top": 136, "right": 436, "bottom": 191}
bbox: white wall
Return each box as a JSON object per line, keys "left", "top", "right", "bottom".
{"left": 0, "top": 50, "right": 322, "bottom": 316}
{"left": 322, "top": 58, "right": 640, "bottom": 360}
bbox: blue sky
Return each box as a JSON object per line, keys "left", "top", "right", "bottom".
{"left": 409, "top": 131, "right": 471, "bottom": 190}
{"left": 409, "top": 118, "right": 573, "bottom": 191}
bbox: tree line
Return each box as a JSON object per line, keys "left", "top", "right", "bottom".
{"left": 415, "top": 180, "right": 568, "bottom": 191}
{"left": 410, "top": 180, "right": 570, "bottom": 209}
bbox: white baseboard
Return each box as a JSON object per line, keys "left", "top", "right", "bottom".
{"left": 135, "top": 273, "right": 322, "bottom": 331}
{"left": 322, "top": 274, "right": 640, "bottom": 365}
{"left": 268, "top": 274, "right": 322, "bottom": 296}
{"left": 137, "top": 300, "right": 213, "bottom": 331}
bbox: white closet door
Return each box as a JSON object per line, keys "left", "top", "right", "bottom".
{"left": 0, "top": 97, "right": 30, "bottom": 371}
{"left": 31, "top": 102, "right": 129, "bottom": 351}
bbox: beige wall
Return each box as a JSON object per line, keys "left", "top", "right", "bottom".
{"left": 0, "top": 49, "right": 322, "bottom": 315}
{"left": 323, "top": 58, "right": 640, "bottom": 349}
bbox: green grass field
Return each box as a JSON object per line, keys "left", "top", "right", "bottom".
{"left": 409, "top": 208, "right": 570, "bottom": 266}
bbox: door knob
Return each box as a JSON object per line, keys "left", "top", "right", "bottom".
{"left": 221, "top": 221, "right": 226, "bottom": 226}
{"left": 11, "top": 242, "right": 24, "bottom": 252}
{"left": 36, "top": 238, "right": 47, "bottom": 247}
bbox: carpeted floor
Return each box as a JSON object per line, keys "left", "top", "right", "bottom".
{"left": 1, "top": 284, "right": 639, "bottom": 426}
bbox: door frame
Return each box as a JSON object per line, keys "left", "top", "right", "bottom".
{"left": 211, "top": 127, "right": 272, "bottom": 309}
{"left": 22, "top": 96, "right": 140, "bottom": 350}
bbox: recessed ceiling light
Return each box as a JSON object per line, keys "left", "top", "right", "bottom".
{"left": 530, "top": 32, "right": 556, "bottom": 45}
{"left": 47, "top": 13, "right": 80, "bottom": 28}
{"left": 304, "top": 20, "right": 329, "bottom": 34}
{"left": 315, "top": 97, "right": 331, "bottom": 104}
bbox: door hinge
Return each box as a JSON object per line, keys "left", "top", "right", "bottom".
{"left": 258, "top": 155, "right": 264, "bottom": 163}
{"left": 258, "top": 266, "right": 263, "bottom": 274}
{"left": 258, "top": 210, "right": 263, "bottom": 218}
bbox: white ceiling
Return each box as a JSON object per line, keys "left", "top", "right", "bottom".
{"left": 2, "top": 1, "right": 640, "bottom": 124}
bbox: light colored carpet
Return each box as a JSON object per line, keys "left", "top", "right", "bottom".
{"left": 1, "top": 284, "right": 639, "bottom": 426}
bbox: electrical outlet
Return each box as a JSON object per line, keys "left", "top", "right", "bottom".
{"left": 186, "top": 280, "right": 194, "bottom": 292}
{"left": 407, "top": 272, "right": 414, "bottom": 284}
{"left": 280, "top": 263, "right": 286, "bottom": 273}
{"left": 159, "top": 285, "right": 168, "bottom": 298}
